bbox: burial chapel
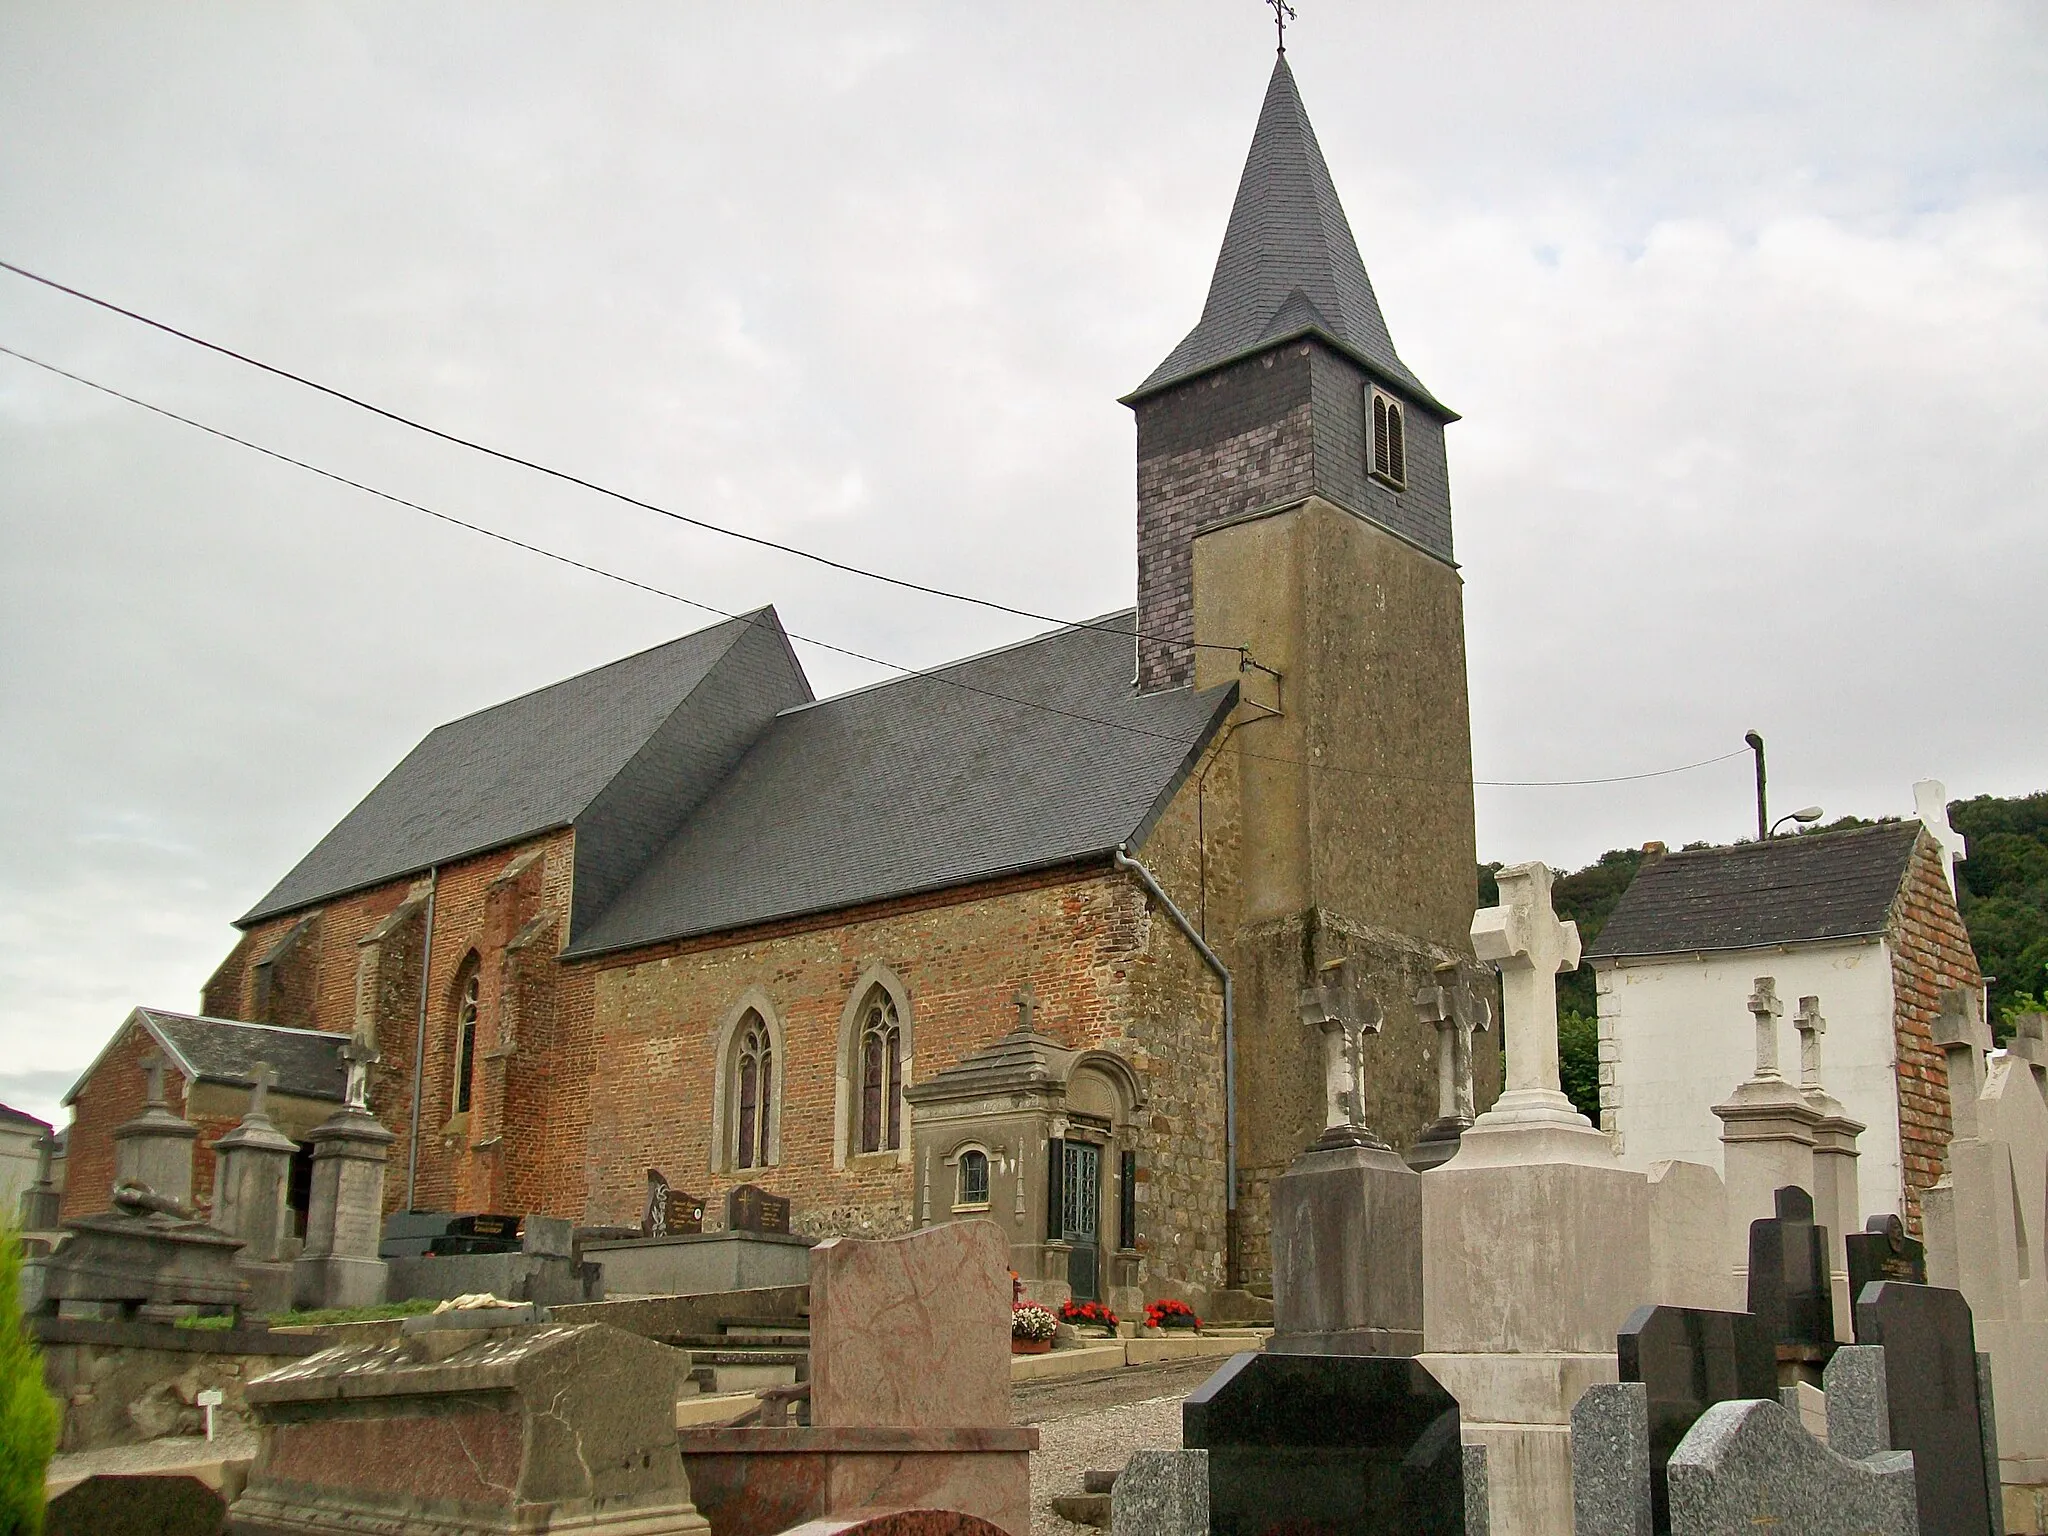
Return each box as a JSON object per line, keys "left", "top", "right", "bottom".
{"left": 58, "top": 53, "right": 1491, "bottom": 1311}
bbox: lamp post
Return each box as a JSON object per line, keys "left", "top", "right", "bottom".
{"left": 1769, "top": 806, "right": 1825, "bottom": 838}
{"left": 1745, "top": 731, "right": 1767, "bottom": 842}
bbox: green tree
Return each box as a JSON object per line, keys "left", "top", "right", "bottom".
{"left": 0, "top": 1222, "right": 59, "bottom": 1535}
{"left": 1558, "top": 1007, "right": 1601, "bottom": 1123}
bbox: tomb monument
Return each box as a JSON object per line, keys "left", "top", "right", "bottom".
{"left": 290, "top": 1037, "right": 393, "bottom": 1311}
{"left": 1709, "top": 979, "right": 1821, "bottom": 1295}
{"left": 208, "top": 1060, "right": 299, "bottom": 1315}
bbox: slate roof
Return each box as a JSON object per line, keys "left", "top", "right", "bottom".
{"left": 0, "top": 1102, "right": 50, "bottom": 1133}
{"left": 64, "top": 1009, "right": 349, "bottom": 1106}
{"left": 242, "top": 611, "right": 809, "bottom": 925}
{"left": 1584, "top": 823, "right": 1925, "bottom": 961}
{"left": 1126, "top": 55, "right": 1447, "bottom": 414}
{"left": 565, "top": 612, "right": 1236, "bottom": 957}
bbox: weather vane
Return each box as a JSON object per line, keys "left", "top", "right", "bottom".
{"left": 1267, "top": 0, "right": 1296, "bottom": 54}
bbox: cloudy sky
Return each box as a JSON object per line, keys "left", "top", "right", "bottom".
{"left": 3, "top": 4, "right": 2044, "bottom": 1127}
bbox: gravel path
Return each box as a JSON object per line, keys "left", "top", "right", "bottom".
{"left": 1019, "top": 1357, "right": 1225, "bottom": 1536}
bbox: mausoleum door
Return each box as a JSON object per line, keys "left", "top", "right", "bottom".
{"left": 1062, "top": 1139, "right": 1102, "bottom": 1301}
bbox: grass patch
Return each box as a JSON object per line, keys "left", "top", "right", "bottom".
{"left": 173, "top": 1298, "right": 442, "bottom": 1331}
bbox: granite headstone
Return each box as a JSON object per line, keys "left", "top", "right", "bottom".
{"left": 1853, "top": 1281, "right": 1993, "bottom": 1536}
{"left": 1614, "top": 1304, "right": 1777, "bottom": 1535}
{"left": 1665, "top": 1399, "right": 1916, "bottom": 1536}
{"left": 1110, "top": 1449, "right": 1209, "bottom": 1536}
{"left": 727, "top": 1182, "right": 791, "bottom": 1235}
{"left": 1180, "top": 1351, "right": 1466, "bottom": 1536}
{"left": 1570, "top": 1381, "right": 1651, "bottom": 1536}
{"left": 1746, "top": 1184, "right": 1835, "bottom": 1361}
{"left": 1844, "top": 1214, "right": 1925, "bottom": 1302}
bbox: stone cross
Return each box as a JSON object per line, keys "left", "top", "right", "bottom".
{"left": 1934, "top": 987, "right": 1992, "bottom": 1142}
{"left": 2007, "top": 1013, "right": 2048, "bottom": 1089}
{"left": 1470, "top": 861, "right": 1580, "bottom": 1097}
{"left": 1914, "top": 779, "right": 1968, "bottom": 900}
{"left": 1299, "top": 956, "right": 1384, "bottom": 1144}
{"left": 1747, "top": 978, "right": 1785, "bottom": 1080}
{"left": 1793, "top": 996, "right": 1826, "bottom": 1092}
{"left": 1415, "top": 962, "right": 1493, "bottom": 1122}
{"left": 139, "top": 1051, "right": 169, "bottom": 1108}
{"left": 339, "top": 1038, "right": 378, "bottom": 1111}
{"left": 246, "top": 1060, "right": 277, "bottom": 1122}
{"left": 32, "top": 1131, "right": 56, "bottom": 1186}
{"left": 1014, "top": 982, "right": 1037, "bottom": 1034}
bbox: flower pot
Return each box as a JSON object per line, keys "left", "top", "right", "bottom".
{"left": 1012, "top": 1339, "right": 1053, "bottom": 1355}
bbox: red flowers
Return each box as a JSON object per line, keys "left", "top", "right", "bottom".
{"left": 1057, "top": 1299, "right": 1119, "bottom": 1329}
{"left": 1144, "top": 1297, "right": 1201, "bottom": 1331}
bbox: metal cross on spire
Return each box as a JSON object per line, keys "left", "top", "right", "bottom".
{"left": 1266, "top": 0, "right": 1297, "bottom": 54}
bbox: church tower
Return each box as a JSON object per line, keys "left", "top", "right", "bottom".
{"left": 1127, "top": 52, "right": 1486, "bottom": 1286}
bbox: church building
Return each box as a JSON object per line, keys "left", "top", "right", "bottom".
{"left": 59, "top": 53, "right": 1490, "bottom": 1311}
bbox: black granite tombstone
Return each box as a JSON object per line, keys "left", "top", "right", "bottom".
{"left": 1181, "top": 1351, "right": 1465, "bottom": 1536}
{"left": 45, "top": 1474, "right": 226, "bottom": 1536}
{"left": 1746, "top": 1185, "right": 1835, "bottom": 1361}
{"left": 727, "top": 1182, "right": 791, "bottom": 1235}
{"left": 1853, "top": 1281, "right": 1991, "bottom": 1536}
{"left": 1845, "top": 1213, "right": 1926, "bottom": 1302}
{"left": 1616, "top": 1304, "right": 1778, "bottom": 1535}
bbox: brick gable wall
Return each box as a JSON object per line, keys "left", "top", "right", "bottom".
{"left": 1888, "top": 830, "right": 1984, "bottom": 1235}
{"left": 58, "top": 1021, "right": 239, "bottom": 1221}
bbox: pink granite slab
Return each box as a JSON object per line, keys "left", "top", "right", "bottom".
{"left": 808, "top": 1220, "right": 1010, "bottom": 1430}
{"left": 262, "top": 1409, "right": 523, "bottom": 1506}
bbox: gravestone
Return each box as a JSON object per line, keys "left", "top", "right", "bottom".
{"left": 1110, "top": 1449, "right": 1209, "bottom": 1536}
{"left": 1794, "top": 995, "right": 1864, "bottom": 1339}
{"left": 1270, "top": 957, "right": 1423, "bottom": 1357}
{"left": 1405, "top": 961, "right": 1492, "bottom": 1172}
{"left": 291, "top": 1038, "right": 393, "bottom": 1311}
{"left": 114, "top": 1052, "right": 201, "bottom": 1207}
{"left": 209, "top": 1060, "right": 298, "bottom": 1315}
{"left": 1845, "top": 1214, "right": 1925, "bottom": 1302}
{"left": 727, "top": 1182, "right": 791, "bottom": 1235}
{"left": 1614, "top": 1304, "right": 1776, "bottom": 1535}
{"left": 1664, "top": 1399, "right": 1916, "bottom": 1536}
{"left": 1710, "top": 980, "right": 1821, "bottom": 1290}
{"left": 644, "top": 1166, "right": 708, "bottom": 1235}
{"left": 1569, "top": 1381, "right": 1650, "bottom": 1536}
{"left": 1746, "top": 1184, "right": 1835, "bottom": 1375}
{"left": 17, "top": 1130, "right": 62, "bottom": 1230}
{"left": 45, "top": 1474, "right": 227, "bottom": 1536}
{"left": 1853, "top": 1281, "right": 1995, "bottom": 1536}
{"left": 1180, "top": 1351, "right": 1467, "bottom": 1536}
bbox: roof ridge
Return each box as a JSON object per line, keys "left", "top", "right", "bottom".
{"left": 136, "top": 1008, "right": 348, "bottom": 1039}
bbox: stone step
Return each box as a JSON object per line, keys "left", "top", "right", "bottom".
{"left": 720, "top": 1323, "right": 809, "bottom": 1340}
{"left": 670, "top": 1333, "right": 811, "bottom": 1350}
{"left": 1083, "top": 1469, "right": 1119, "bottom": 1494}
{"left": 1050, "top": 1492, "right": 1111, "bottom": 1528}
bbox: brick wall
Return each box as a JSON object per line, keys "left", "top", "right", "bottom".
{"left": 1888, "top": 830, "right": 1984, "bottom": 1235}
{"left": 59, "top": 1022, "right": 236, "bottom": 1220}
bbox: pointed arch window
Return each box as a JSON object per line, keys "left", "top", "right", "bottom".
{"left": 733, "top": 1012, "right": 773, "bottom": 1171}
{"left": 1370, "top": 388, "right": 1406, "bottom": 489}
{"left": 858, "top": 990, "right": 903, "bottom": 1154}
{"left": 452, "top": 959, "right": 480, "bottom": 1116}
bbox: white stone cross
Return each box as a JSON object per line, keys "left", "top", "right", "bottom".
{"left": 339, "top": 1037, "right": 379, "bottom": 1111}
{"left": 246, "top": 1060, "right": 277, "bottom": 1122}
{"left": 1299, "top": 956, "right": 1384, "bottom": 1143}
{"left": 32, "top": 1132, "right": 56, "bottom": 1185}
{"left": 1793, "top": 996, "right": 1827, "bottom": 1092}
{"left": 1747, "top": 978, "right": 1785, "bottom": 1080}
{"left": 1934, "top": 987, "right": 1992, "bottom": 1141}
{"left": 1470, "top": 861, "right": 1580, "bottom": 1098}
{"left": 1415, "top": 963, "right": 1493, "bottom": 1122}
{"left": 2007, "top": 1012, "right": 2048, "bottom": 1087}
{"left": 139, "top": 1051, "right": 169, "bottom": 1108}
{"left": 1914, "top": 779, "right": 1968, "bottom": 900}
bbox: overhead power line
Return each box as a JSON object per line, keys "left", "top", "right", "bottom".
{"left": 0, "top": 255, "right": 1249, "bottom": 658}
{"left": 0, "top": 340, "right": 1749, "bottom": 792}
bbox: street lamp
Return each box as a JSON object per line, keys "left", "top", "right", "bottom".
{"left": 1770, "top": 806, "right": 1825, "bottom": 838}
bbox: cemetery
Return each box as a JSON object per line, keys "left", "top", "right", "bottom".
{"left": 15, "top": 857, "right": 2042, "bottom": 1534}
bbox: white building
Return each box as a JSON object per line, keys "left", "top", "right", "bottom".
{"left": 1587, "top": 797, "right": 1979, "bottom": 1230}
{"left": 0, "top": 1101, "right": 50, "bottom": 1220}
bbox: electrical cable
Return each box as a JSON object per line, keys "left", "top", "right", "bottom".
{"left": 0, "top": 256, "right": 1249, "bottom": 657}
{"left": 0, "top": 340, "right": 1751, "bottom": 792}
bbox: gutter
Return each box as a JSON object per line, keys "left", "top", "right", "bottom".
{"left": 1113, "top": 847, "right": 1239, "bottom": 1290}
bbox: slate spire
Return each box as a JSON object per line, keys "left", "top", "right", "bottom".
{"left": 1128, "top": 55, "right": 1442, "bottom": 411}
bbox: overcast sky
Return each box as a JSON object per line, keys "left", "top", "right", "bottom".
{"left": 3, "top": 4, "right": 2044, "bottom": 1128}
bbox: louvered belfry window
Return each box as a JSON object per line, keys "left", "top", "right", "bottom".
{"left": 858, "top": 990, "right": 903, "bottom": 1154}
{"left": 1371, "top": 388, "right": 1406, "bottom": 488}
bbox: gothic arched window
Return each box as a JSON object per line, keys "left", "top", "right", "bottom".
{"left": 857, "top": 989, "right": 903, "bottom": 1154}
{"left": 452, "top": 959, "right": 480, "bottom": 1115}
{"left": 734, "top": 1012, "right": 773, "bottom": 1170}
{"left": 1371, "top": 388, "right": 1406, "bottom": 488}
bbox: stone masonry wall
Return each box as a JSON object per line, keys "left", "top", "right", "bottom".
{"left": 1888, "top": 829, "right": 1985, "bottom": 1235}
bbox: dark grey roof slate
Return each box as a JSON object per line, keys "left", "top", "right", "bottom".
{"left": 0, "top": 1102, "right": 50, "bottom": 1132}
{"left": 1127, "top": 55, "right": 1446, "bottom": 413}
{"left": 242, "top": 611, "right": 808, "bottom": 925}
{"left": 63, "top": 1010, "right": 349, "bottom": 1105}
{"left": 565, "top": 612, "right": 1236, "bottom": 957}
{"left": 1585, "top": 823, "right": 1924, "bottom": 961}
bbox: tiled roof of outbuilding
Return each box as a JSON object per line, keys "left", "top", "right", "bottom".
{"left": 565, "top": 612, "right": 1235, "bottom": 957}
{"left": 1126, "top": 55, "right": 1446, "bottom": 414}
{"left": 1584, "top": 822, "right": 1925, "bottom": 961}
{"left": 64, "top": 1009, "right": 349, "bottom": 1106}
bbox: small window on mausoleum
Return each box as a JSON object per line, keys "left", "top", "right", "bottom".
{"left": 453, "top": 963, "right": 480, "bottom": 1115}
{"left": 956, "top": 1149, "right": 990, "bottom": 1208}
{"left": 1370, "top": 388, "right": 1406, "bottom": 488}
{"left": 858, "top": 989, "right": 903, "bottom": 1154}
